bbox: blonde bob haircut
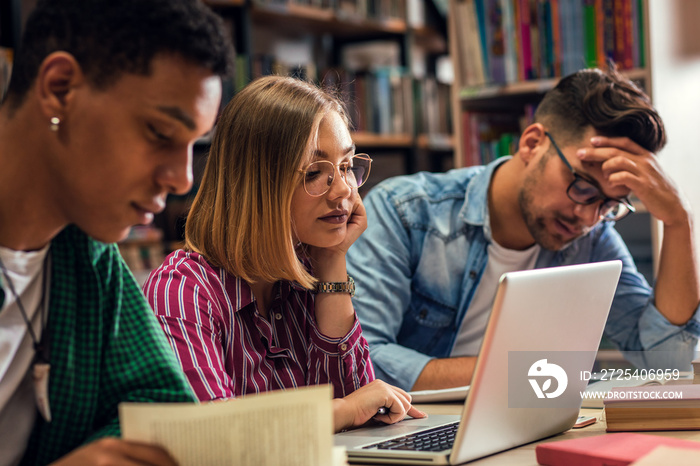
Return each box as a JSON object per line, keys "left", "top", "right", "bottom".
{"left": 185, "top": 75, "right": 350, "bottom": 290}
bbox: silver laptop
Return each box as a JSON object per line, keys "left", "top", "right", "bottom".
{"left": 335, "top": 260, "right": 622, "bottom": 464}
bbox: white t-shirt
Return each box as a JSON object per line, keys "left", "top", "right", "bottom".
{"left": 451, "top": 240, "right": 539, "bottom": 357}
{"left": 0, "top": 245, "right": 50, "bottom": 466}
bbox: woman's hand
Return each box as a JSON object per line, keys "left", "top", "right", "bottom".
{"left": 306, "top": 191, "right": 366, "bottom": 338}
{"left": 333, "top": 379, "right": 428, "bottom": 432}
{"left": 340, "top": 192, "right": 368, "bottom": 252}
{"left": 309, "top": 193, "right": 367, "bottom": 267}
{"left": 307, "top": 192, "right": 366, "bottom": 283}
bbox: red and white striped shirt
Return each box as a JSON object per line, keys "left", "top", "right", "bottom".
{"left": 143, "top": 249, "right": 375, "bottom": 400}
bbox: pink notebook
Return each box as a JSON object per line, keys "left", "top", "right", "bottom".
{"left": 536, "top": 432, "right": 700, "bottom": 466}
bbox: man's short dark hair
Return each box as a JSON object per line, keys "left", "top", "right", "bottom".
{"left": 535, "top": 67, "right": 666, "bottom": 153}
{"left": 4, "top": 0, "right": 234, "bottom": 108}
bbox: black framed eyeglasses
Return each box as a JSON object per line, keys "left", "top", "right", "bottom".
{"left": 298, "top": 154, "right": 372, "bottom": 197}
{"left": 545, "top": 132, "right": 635, "bottom": 222}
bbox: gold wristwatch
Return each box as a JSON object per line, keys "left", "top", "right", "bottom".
{"left": 314, "top": 275, "right": 355, "bottom": 297}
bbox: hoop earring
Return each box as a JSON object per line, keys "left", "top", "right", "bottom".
{"left": 49, "top": 117, "right": 60, "bottom": 132}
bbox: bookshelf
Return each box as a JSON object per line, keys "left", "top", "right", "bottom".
{"left": 448, "top": 0, "right": 651, "bottom": 169}
{"left": 204, "top": 0, "right": 454, "bottom": 171}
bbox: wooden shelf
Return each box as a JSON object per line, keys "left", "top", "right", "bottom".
{"left": 458, "top": 68, "right": 650, "bottom": 103}
{"left": 204, "top": 0, "right": 245, "bottom": 7}
{"left": 250, "top": 4, "right": 406, "bottom": 38}
{"left": 352, "top": 132, "right": 413, "bottom": 148}
{"left": 412, "top": 26, "right": 448, "bottom": 55}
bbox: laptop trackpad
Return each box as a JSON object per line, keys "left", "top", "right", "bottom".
{"left": 334, "top": 414, "right": 461, "bottom": 449}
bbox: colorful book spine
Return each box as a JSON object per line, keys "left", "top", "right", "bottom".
{"left": 636, "top": 0, "right": 645, "bottom": 68}
{"left": 538, "top": 0, "right": 555, "bottom": 78}
{"left": 549, "top": 0, "right": 562, "bottom": 76}
{"left": 518, "top": 0, "right": 533, "bottom": 79}
{"left": 602, "top": 0, "right": 616, "bottom": 66}
{"left": 501, "top": 0, "right": 518, "bottom": 82}
{"left": 475, "top": 0, "right": 491, "bottom": 82}
{"left": 485, "top": 0, "right": 507, "bottom": 84}
{"left": 621, "top": 0, "right": 634, "bottom": 69}
{"left": 452, "top": 0, "right": 645, "bottom": 82}
{"left": 569, "top": 0, "right": 585, "bottom": 72}
{"left": 583, "top": 0, "right": 598, "bottom": 68}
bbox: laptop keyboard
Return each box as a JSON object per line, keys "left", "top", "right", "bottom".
{"left": 362, "top": 421, "right": 459, "bottom": 452}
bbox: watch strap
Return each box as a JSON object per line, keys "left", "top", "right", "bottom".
{"left": 314, "top": 275, "right": 355, "bottom": 297}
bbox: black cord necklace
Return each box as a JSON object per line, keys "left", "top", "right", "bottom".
{"left": 0, "top": 250, "right": 52, "bottom": 422}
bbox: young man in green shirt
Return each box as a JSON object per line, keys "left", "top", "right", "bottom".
{"left": 0, "top": 1, "right": 234, "bottom": 464}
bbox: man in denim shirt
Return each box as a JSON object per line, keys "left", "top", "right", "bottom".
{"left": 347, "top": 68, "right": 700, "bottom": 391}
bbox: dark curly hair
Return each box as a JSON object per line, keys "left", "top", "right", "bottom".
{"left": 4, "top": 0, "right": 235, "bottom": 109}
{"left": 534, "top": 66, "right": 666, "bottom": 153}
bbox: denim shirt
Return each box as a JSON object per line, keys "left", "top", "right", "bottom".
{"left": 347, "top": 157, "right": 700, "bottom": 390}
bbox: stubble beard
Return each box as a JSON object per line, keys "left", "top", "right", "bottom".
{"left": 518, "top": 172, "right": 569, "bottom": 252}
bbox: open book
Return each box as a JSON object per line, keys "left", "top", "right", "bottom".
{"left": 119, "top": 385, "right": 341, "bottom": 466}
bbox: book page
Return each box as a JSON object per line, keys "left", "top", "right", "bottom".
{"left": 120, "top": 385, "right": 333, "bottom": 466}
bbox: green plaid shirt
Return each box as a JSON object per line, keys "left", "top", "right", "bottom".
{"left": 0, "top": 226, "right": 195, "bottom": 465}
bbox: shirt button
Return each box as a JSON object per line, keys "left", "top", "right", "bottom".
{"left": 275, "top": 313, "right": 283, "bottom": 320}
{"left": 469, "top": 270, "right": 477, "bottom": 279}
{"left": 339, "top": 343, "right": 348, "bottom": 351}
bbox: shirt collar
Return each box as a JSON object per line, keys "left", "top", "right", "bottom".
{"left": 459, "top": 156, "right": 511, "bottom": 239}
{"left": 228, "top": 274, "right": 309, "bottom": 314}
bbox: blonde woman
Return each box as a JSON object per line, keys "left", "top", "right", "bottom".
{"left": 144, "top": 76, "right": 425, "bottom": 432}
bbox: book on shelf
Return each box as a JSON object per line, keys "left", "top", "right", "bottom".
{"left": 334, "top": 0, "right": 407, "bottom": 22}
{"left": 603, "top": 384, "right": 700, "bottom": 432}
{"left": 535, "top": 432, "right": 700, "bottom": 466}
{"left": 460, "top": 104, "right": 534, "bottom": 167}
{"left": 407, "top": 0, "right": 425, "bottom": 27}
{"left": 453, "top": 0, "right": 486, "bottom": 87}
{"left": 520, "top": 0, "right": 534, "bottom": 79}
{"left": 340, "top": 68, "right": 414, "bottom": 137}
{"left": 482, "top": 0, "right": 506, "bottom": 84}
{"left": 418, "top": 77, "right": 452, "bottom": 138}
{"left": 451, "top": 0, "right": 646, "bottom": 89}
{"left": 341, "top": 40, "right": 401, "bottom": 71}
{"left": 245, "top": 0, "right": 407, "bottom": 25}
{"left": 501, "top": 0, "right": 518, "bottom": 83}
{"left": 558, "top": 0, "right": 586, "bottom": 75}
{"left": 337, "top": 40, "right": 414, "bottom": 138}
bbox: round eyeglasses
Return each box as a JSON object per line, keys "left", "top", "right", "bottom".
{"left": 298, "top": 154, "right": 372, "bottom": 197}
{"left": 545, "top": 132, "right": 636, "bottom": 222}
